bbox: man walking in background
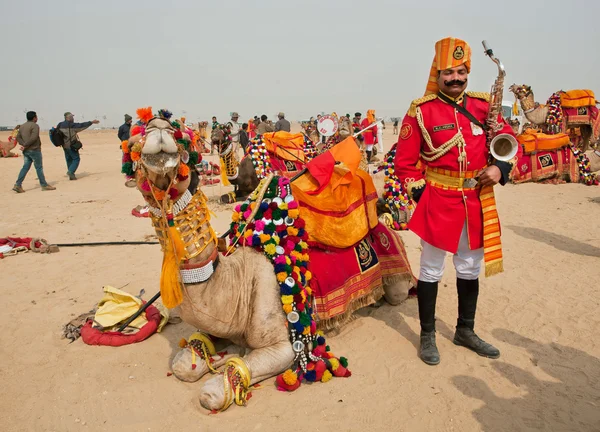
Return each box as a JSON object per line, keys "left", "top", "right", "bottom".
{"left": 57, "top": 112, "right": 99, "bottom": 180}
{"left": 12, "top": 111, "right": 56, "bottom": 193}
{"left": 274, "top": 112, "right": 291, "bottom": 132}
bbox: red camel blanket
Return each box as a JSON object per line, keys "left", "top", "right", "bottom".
{"left": 309, "top": 223, "right": 415, "bottom": 329}
{"left": 512, "top": 147, "right": 578, "bottom": 184}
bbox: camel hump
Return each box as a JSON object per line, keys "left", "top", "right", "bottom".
{"left": 561, "top": 90, "right": 596, "bottom": 108}
{"left": 406, "top": 94, "right": 438, "bottom": 117}
{"left": 466, "top": 91, "right": 491, "bottom": 102}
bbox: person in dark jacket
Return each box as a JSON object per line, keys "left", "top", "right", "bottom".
{"left": 57, "top": 112, "right": 99, "bottom": 180}
{"left": 274, "top": 112, "right": 291, "bottom": 132}
{"left": 240, "top": 123, "right": 249, "bottom": 152}
{"left": 118, "top": 114, "right": 132, "bottom": 143}
{"left": 12, "top": 111, "right": 56, "bottom": 193}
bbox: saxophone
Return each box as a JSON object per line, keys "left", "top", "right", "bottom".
{"left": 482, "top": 40, "right": 518, "bottom": 162}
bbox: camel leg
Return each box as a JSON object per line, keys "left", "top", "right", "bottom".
{"left": 198, "top": 340, "right": 293, "bottom": 410}
{"left": 171, "top": 344, "right": 246, "bottom": 383}
{"left": 383, "top": 274, "right": 414, "bottom": 306}
{"left": 198, "top": 262, "right": 293, "bottom": 410}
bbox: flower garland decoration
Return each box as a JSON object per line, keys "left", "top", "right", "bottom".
{"left": 545, "top": 91, "right": 564, "bottom": 135}
{"left": 373, "top": 143, "right": 414, "bottom": 230}
{"left": 245, "top": 137, "right": 273, "bottom": 179}
{"left": 570, "top": 143, "right": 599, "bottom": 185}
{"left": 228, "top": 175, "right": 351, "bottom": 392}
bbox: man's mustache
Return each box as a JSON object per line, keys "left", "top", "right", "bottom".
{"left": 444, "top": 79, "right": 467, "bottom": 87}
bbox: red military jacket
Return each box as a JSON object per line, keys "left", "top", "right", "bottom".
{"left": 360, "top": 118, "right": 378, "bottom": 145}
{"left": 394, "top": 91, "right": 519, "bottom": 253}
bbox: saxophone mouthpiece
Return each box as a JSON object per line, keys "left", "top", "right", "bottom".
{"left": 482, "top": 40, "right": 493, "bottom": 56}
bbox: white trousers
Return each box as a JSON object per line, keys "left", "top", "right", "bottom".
{"left": 419, "top": 222, "right": 483, "bottom": 282}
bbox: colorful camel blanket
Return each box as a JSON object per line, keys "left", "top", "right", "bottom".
{"left": 512, "top": 146, "right": 577, "bottom": 184}
{"left": 262, "top": 131, "right": 307, "bottom": 164}
{"left": 560, "top": 90, "right": 596, "bottom": 108}
{"left": 517, "top": 130, "right": 570, "bottom": 154}
{"left": 291, "top": 167, "right": 378, "bottom": 249}
{"left": 309, "top": 223, "right": 415, "bottom": 329}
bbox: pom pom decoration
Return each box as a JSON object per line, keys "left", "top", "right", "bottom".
{"left": 570, "top": 143, "right": 599, "bottom": 186}
{"left": 545, "top": 92, "right": 564, "bottom": 135}
{"left": 158, "top": 109, "right": 173, "bottom": 120}
{"left": 136, "top": 107, "right": 154, "bottom": 124}
{"left": 228, "top": 175, "right": 350, "bottom": 392}
{"left": 373, "top": 143, "right": 414, "bottom": 230}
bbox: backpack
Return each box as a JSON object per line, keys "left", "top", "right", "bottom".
{"left": 49, "top": 126, "right": 65, "bottom": 147}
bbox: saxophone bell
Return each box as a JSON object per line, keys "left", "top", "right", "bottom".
{"left": 490, "top": 133, "right": 519, "bottom": 162}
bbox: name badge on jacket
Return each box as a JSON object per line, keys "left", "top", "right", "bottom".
{"left": 433, "top": 123, "right": 456, "bottom": 133}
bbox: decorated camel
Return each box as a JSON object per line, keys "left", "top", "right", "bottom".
{"left": 509, "top": 84, "right": 600, "bottom": 152}
{"left": 127, "top": 107, "right": 415, "bottom": 411}
{"left": 505, "top": 116, "right": 600, "bottom": 185}
{"left": 212, "top": 123, "right": 261, "bottom": 203}
{"left": 216, "top": 126, "right": 321, "bottom": 203}
{"left": 0, "top": 138, "right": 18, "bottom": 158}
{"left": 1, "top": 126, "right": 20, "bottom": 158}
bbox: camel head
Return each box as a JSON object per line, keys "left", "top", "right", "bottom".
{"left": 338, "top": 117, "right": 352, "bottom": 139}
{"left": 509, "top": 84, "right": 536, "bottom": 112}
{"left": 507, "top": 118, "right": 521, "bottom": 135}
{"left": 140, "top": 117, "right": 180, "bottom": 180}
{"left": 128, "top": 108, "right": 199, "bottom": 192}
{"left": 212, "top": 124, "right": 233, "bottom": 155}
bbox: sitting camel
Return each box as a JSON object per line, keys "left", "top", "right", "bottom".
{"left": 1, "top": 126, "right": 19, "bottom": 158}
{"left": 510, "top": 84, "right": 599, "bottom": 152}
{"left": 0, "top": 139, "right": 18, "bottom": 158}
{"left": 129, "top": 109, "right": 412, "bottom": 411}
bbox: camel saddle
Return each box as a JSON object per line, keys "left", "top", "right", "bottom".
{"left": 517, "top": 129, "right": 571, "bottom": 155}
{"left": 290, "top": 138, "right": 377, "bottom": 249}
{"left": 262, "top": 131, "right": 306, "bottom": 166}
{"left": 560, "top": 90, "right": 596, "bottom": 108}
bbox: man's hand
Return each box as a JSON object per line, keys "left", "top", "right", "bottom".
{"left": 478, "top": 165, "right": 502, "bottom": 187}
{"left": 19, "top": 146, "right": 24, "bottom": 151}
{"left": 92, "top": 120, "right": 100, "bottom": 124}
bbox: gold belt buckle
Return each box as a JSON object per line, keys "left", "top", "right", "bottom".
{"left": 462, "top": 178, "right": 478, "bottom": 188}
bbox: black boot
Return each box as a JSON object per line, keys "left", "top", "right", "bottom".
{"left": 453, "top": 278, "right": 500, "bottom": 359}
{"left": 366, "top": 150, "right": 372, "bottom": 163}
{"left": 417, "top": 280, "right": 440, "bottom": 365}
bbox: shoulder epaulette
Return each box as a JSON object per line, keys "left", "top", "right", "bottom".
{"left": 406, "top": 94, "right": 438, "bottom": 117}
{"left": 466, "top": 91, "right": 491, "bottom": 102}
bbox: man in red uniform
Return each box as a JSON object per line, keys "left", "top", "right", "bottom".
{"left": 360, "top": 109, "right": 378, "bottom": 162}
{"left": 394, "top": 37, "right": 519, "bottom": 365}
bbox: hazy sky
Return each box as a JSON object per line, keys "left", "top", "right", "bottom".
{"left": 2, "top": 0, "right": 599, "bottom": 128}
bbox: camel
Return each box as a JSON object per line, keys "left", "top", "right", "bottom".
{"left": 212, "top": 124, "right": 260, "bottom": 203}
{"left": 131, "top": 111, "right": 412, "bottom": 411}
{"left": 1, "top": 139, "right": 18, "bottom": 158}
{"left": 503, "top": 117, "right": 600, "bottom": 184}
{"left": 589, "top": 149, "right": 600, "bottom": 172}
{"left": 509, "top": 84, "right": 598, "bottom": 152}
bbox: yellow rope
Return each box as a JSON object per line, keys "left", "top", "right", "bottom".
{"left": 187, "top": 332, "right": 218, "bottom": 374}
{"left": 221, "top": 357, "right": 252, "bottom": 411}
{"left": 416, "top": 106, "right": 466, "bottom": 162}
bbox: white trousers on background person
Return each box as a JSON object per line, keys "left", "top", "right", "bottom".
{"left": 419, "top": 222, "right": 484, "bottom": 283}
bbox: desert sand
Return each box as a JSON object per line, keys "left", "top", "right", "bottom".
{"left": 1, "top": 125, "right": 599, "bottom": 432}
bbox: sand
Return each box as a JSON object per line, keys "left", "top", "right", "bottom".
{"left": 1, "top": 126, "right": 599, "bottom": 432}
